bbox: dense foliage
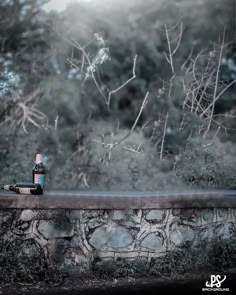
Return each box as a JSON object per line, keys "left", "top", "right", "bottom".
{"left": 0, "top": 0, "right": 235, "bottom": 191}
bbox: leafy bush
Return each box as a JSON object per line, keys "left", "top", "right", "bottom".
{"left": 0, "top": 0, "right": 235, "bottom": 191}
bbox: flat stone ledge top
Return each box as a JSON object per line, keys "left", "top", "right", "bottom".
{"left": 0, "top": 190, "right": 236, "bottom": 209}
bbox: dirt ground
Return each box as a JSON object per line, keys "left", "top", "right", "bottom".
{"left": 1, "top": 271, "right": 236, "bottom": 295}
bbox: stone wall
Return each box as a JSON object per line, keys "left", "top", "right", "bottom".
{"left": 1, "top": 207, "right": 236, "bottom": 284}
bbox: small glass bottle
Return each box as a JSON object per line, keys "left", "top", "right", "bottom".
{"left": 1, "top": 182, "right": 43, "bottom": 195}
{"left": 32, "top": 152, "right": 45, "bottom": 189}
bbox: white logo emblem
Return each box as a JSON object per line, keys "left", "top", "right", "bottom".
{"left": 206, "top": 275, "right": 226, "bottom": 288}
{"left": 202, "top": 275, "right": 229, "bottom": 292}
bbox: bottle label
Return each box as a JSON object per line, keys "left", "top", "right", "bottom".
{"left": 34, "top": 174, "right": 45, "bottom": 188}
{"left": 19, "top": 188, "right": 32, "bottom": 195}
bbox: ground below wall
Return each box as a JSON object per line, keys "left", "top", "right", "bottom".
{"left": 0, "top": 207, "right": 236, "bottom": 286}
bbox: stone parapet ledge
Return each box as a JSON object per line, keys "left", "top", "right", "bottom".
{"left": 0, "top": 190, "right": 236, "bottom": 209}
{"left": 1, "top": 190, "right": 236, "bottom": 287}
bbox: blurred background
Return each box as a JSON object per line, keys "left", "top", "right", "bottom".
{"left": 0, "top": 0, "right": 235, "bottom": 191}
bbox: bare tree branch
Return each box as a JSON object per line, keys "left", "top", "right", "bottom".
{"left": 160, "top": 112, "right": 168, "bottom": 160}
{"left": 93, "top": 92, "right": 149, "bottom": 162}
{"left": 54, "top": 29, "right": 138, "bottom": 108}
{"left": 204, "top": 27, "right": 225, "bottom": 136}
{"left": 164, "top": 22, "right": 183, "bottom": 74}
{"left": 107, "top": 54, "right": 137, "bottom": 106}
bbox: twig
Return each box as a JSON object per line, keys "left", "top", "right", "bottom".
{"left": 168, "top": 74, "right": 176, "bottom": 98}
{"left": 71, "top": 37, "right": 108, "bottom": 103}
{"left": 181, "top": 47, "right": 194, "bottom": 71}
{"left": 202, "top": 126, "right": 221, "bottom": 148}
{"left": 107, "top": 55, "right": 137, "bottom": 106}
{"left": 204, "top": 28, "right": 225, "bottom": 137}
{"left": 54, "top": 115, "right": 59, "bottom": 130}
{"left": 93, "top": 92, "right": 149, "bottom": 162}
{"left": 192, "top": 49, "right": 206, "bottom": 87}
{"left": 200, "top": 78, "right": 236, "bottom": 118}
{"left": 160, "top": 112, "right": 168, "bottom": 160}
{"left": 164, "top": 22, "right": 183, "bottom": 74}
{"left": 54, "top": 29, "right": 138, "bottom": 108}
{"left": 107, "top": 91, "right": 149, "bottom": 153}
{"left": 0, "top": 89, "right": 46, "bottom": 133}
{"left": 123, "top": 143, "right": 143, "bottom": 154}
{"left": 194, "top": 71, "right": 215, "bottom": 114}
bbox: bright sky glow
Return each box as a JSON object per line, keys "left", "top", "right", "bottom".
{"left": 42, "top": 0, "right": 79, "bottom": 12}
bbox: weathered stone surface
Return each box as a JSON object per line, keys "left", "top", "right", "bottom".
{"left": 81, "top": 210, "right": 107, "bottom": 220}
{"left": 38, "top": 220, "right": 74, "bottom": 239}
{"left": 11, "top": 211, "right": 33, "bottom": 234}
{"left": 172, "top": 208, "right": 180, "bottom": 216}
{"left": 37, "top": 209, "right": 68, "bottom": 220}
{"left": 1, "top": 207, "right": 236, "bottom": 283}
{"left": 172, "top": 208, "right": 196, "bottom": 220}
{"left": 217, "top": 208, "right": 229, "bottom": 220}
{"left": 66, "top": 210, "right": 80, "bottom": 221}
{"left": 145, "top": 210, "right": 165, "bottom": 222}
{"left": 215, "top": 222, "right": 235, "bottom": 240}
{"left": 111, "top": 210, "right": 126, "bottom": 221}
{"left": 89, "top": 225, "right": 133, "bottom": 249}
{"left": 0, "top": 211, "right": 14, "bottom": 236}
{"left": 87, "top": 219, "right": 106, "bottom": 229}
{"left": 201, "top": 209, "right": 215, "bottom": 223}
{"left": 233, "top": 209, "right": 236, "bottom": 218}
{"left": 170, "top": 223, "right": 195, "bottom": 247}
{"left": 198, "top": 225, "right": 215, "bottom": 241}
{"left": 141, "top": 232, "right": 164, "bottom": 251}
{"left": 20, "top": 210, "right": 38, "bottom": 221}
{"left": 110, "top": 210, "right": 141, "bottom": 224}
